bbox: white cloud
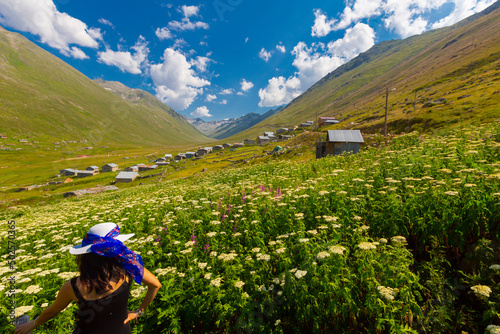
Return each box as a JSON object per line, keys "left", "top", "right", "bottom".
{"left": 276, "top": 43, "right": 286, "bottom": 53}
{"left": 180, "top": 5, "right": 200, "bottom": 18}
{"left": 259, "top": 23, "right": 375, "bottom": 107}
{"left": 220, "top": 89, "right": 234, "bottom": 95}
{"left": 237, "top": 92, "right": 245, "bottom": 96}
{"left": 155, "top": 27, "right": 173, "bottom": 40}
{"left": 150, "top": 48, "right": 210, "bottom": 110}
{"left": 98, "top": 18, "right": 114, "bottom": 28}
{"left": 220, "top": 99, "right": 228, "bottom": 105}
{"left": 311, "top": 9, "right": 337, "bottom": 37}
{"left": 191, "top": 106, "right": 212, "bottom": 118}
{"left": 240, "top": 79, "right": 254, "bottom": 92}
{"left": 259, "top": 48, "right": 273, "bottom": 62}
{"left": 206, "top": 94, "right": 217, "bottom": 102}
{"left": 334, "top": 0, "right": 383, "bottom": 31}
{"left": 432, "top": 0, "right": 497, "bottom": 29}
{"left": 319, "top": 0, "right": 495, "bottom": 39}
{"left": 169, "top": 19, "right": 209, "bottom": 31}
{"left": 98, "top": 36, "right": 149, "bottom": 74}
{"left": 0, "top": 0, "right": 100, "bottom": 58}
{"left": 69, "top": 47, "right": 89, "bottom": 59}
{"left": 245, "top": 37, "right": 249, "bottom": 43}
{"left": 190, "top": 56, "right": 212, "bottom": 72}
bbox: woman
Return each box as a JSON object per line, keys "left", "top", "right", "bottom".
{"left": 15, "top": 222, "right": 161, "bottom": 334}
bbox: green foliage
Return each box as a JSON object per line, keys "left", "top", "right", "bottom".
{"left": 1, "top": 124, "right": 499, "bottom": 333}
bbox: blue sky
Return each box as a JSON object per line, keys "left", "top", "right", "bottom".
{"left": 0, "top": 0, "right": 496, "bottom": 120}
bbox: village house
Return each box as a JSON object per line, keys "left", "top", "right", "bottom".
{"left": 232, "top": 143, "right": 244, "bottom": 148}
{"left": 86, "top": 166, "right": 100, "bottom": 175}
{"left": 174, "top": 154, "right": 186, "bottom": 161}
{"left": 116, "top": 171, "right": 139, "bottom": 183}
{"left": 244, "top": 139, "right": 256, "bottom": 145}
{"left": 156, "top": 161, "right": 170, "bottom": 166}
{"left": 60, "top": 168, "right": 77, "bottom": 176}
{"left": 102, "top": 163, "right": 119, "bottom": 172}
{"left": 222, "top": 143, "right": 232, "bottom": 148}
{"left": 125, "top": 165, "right": 139, "bottom": 172}
{"left": 318, "top": 117, "right": 339, "bottom": 127}
{"left": 257, "top": 136, "right": 270, "bottom": 145}
{"left": 137, "top": 164, "right": 158, "bottom": 171}
{"left": 276, "top": 128, "right": 289, "bottom": 135}
{"left": 0, "top": 134, "right": 7, "bottom": 138}
{"left": 196, "top": 148, "right": 209, "bottom": 156}
{"left": 156, "top": 157, "right": 166, "bottom": 163}
{"left": 316, "top": 130, "right": 364, "bottom": 158}
{"left": 280, "top": 135, "right": 293, "bottom": 141}
{"left": 164, "top": 154, "right": 173, "bottom": 160}
{"left": 77, "top": 170, "right": 95, "bottom": 178}
{"left": 19, "top": 139, "right": 28, "bottom": 143}
{"left": 213, "top": 145, "right": 224, "bottom": 151}
{"left": 299, "top": 122, "right": 312, "bottom": 128}
{"left": 185, "top": 152, "right": 196, "bottom": 158}
{"left": 264, "top": 132, "right": 274, "bottom": 137}
{"left": 268, "top": 134, "right": 278, "bottom": 142}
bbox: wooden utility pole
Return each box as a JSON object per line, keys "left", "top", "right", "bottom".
{"left": 384, "top": 87, "right": 389, "bottom": 137}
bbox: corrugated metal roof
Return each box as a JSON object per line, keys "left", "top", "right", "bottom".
{"left": 116, "top": 171, "right": 138, "bottom": 179}
{"left": 327, "top": 130, "right": 364, "bottom": 143}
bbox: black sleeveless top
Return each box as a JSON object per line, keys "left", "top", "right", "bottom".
{"left": 70, "top": 274, "right": 132, "bottom": 334}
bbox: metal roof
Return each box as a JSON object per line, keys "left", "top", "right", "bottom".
{"left": 116, "top": 171, "right": 138, "bottom": 179}
{"left": 105, "top": 163, "right": 118, "bottom": 167}
{"left": 327, "top": 130, "right": 364, "bottom": 143}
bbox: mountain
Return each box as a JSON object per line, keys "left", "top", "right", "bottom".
{"left": 229, "top": 1, "right": 500, "bottom": 140}
{"left": 187, "top": 107, "right": 284, "bottom": 139}
{"left": 0, "top": 26, "right": 210, "bottom": 147}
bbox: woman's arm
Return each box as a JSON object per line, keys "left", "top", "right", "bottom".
{"left": 124, "top": 268, "right": 161, "bottom": 324}
{"left": 14, "top": 280, "right": 75, "bottom": 334}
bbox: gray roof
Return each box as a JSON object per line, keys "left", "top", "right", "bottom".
{"left": 105, "top": 163, "right": 118, "bottom": 167}
{"left": 116, "top": 171, "right": 138, "bottom": 179}
{"left": 258, "top": 136, "right": 269, "bottom": 140}
{"left": 327, "top": 130, "right": 364, "bottom": 143}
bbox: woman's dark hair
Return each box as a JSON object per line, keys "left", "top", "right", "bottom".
{"left": 76, "top": 253, "right": 126, "bottom": 295}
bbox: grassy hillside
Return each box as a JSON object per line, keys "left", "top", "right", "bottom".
{"left": 1, "top": 123, "right": 499, "bottom": 333}
{"left": 229, "top": 1, "right": 500, "bottom": 141}
{"left": 0, "top": 26, "right": 210, "bottom": 147}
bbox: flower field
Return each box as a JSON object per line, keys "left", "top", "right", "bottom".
{"left": 1, "top": 124, "right": 500, "bottom": 333}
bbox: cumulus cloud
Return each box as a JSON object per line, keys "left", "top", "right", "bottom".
{"left": 317, "top": 0, "right": 495, "bottom": 39}
{"left": 190, "top": 56, "right": 212, "bottom": 72}
{"left": 0, "top": 0, "right": 101, "bottom": 58}
{"left": 334, "top": 0, "right": 383, "bottom": 31}
{"left": 206, "top": 94, "right": 217, "bottom": 102}
{"left": 191, "top": 106, "right": 212, "bottom": 118}
{"left": 259, "top": 48, "right": 273, "bottom": 62}
{"left": 98, "top": 36, "right": 149, "bottom": 74}
{"left": 276, "top": 43, "right": 286, "bottom": 53}
{"left": 150, "top": 48, "right": 210, "bottom": 110}
{"left": 220, "top": 89, "right": 234, "bottom": 95}
{"left": 69, "top": 47, "right": 89, "bottom": 59}
{"left": 180, "top": 5, "right": 200, "bottom": 18}
{"left": 259, "top": 23, "right": 375, "bottom": 107}
{"left": 311, "top": 9, "right": 337, "bottom": 37}
{"left": 169, "top": 19, "right": 209, "bottom": 31}
{"left": 240, "top": 79, "right": 254, "bottom": 92}
{"left": 220, "top": 99, "right": 228, "bottom": 105}
{"left": 169, "top": 5, "right": 208, "bottom": 31}
{"left": 431, "top": 0, "right": 497, "bottom": 29}
{"left": 155, "top": 27, "right": 173, "bottom": 40}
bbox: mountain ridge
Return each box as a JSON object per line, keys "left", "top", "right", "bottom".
{"left": 0, "top": 26, "right": 210, "bottom": 147}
